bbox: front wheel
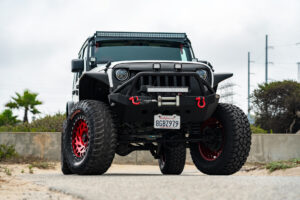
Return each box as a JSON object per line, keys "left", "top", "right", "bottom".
{"left": 61, "top": 120, "right": 73, "bottom": 175}
{"left": 190, "top": 103, "right": 251, "bottom": 175}
{"left": 62, "top": 100, "right": 117, "bottom": 175}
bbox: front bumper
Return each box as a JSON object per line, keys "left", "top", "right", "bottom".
{"left": 108, "top": 72, "right": 219, "bottom": 123}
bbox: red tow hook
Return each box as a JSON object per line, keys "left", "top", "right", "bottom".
{"left": 196, "top": 97, "right": 206, "bottom": 109}
{"left": 129, "top": 96, "right": 141, "bottom": 105}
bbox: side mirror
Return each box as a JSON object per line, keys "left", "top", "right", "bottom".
{"left": 71, "top": 59, "right": 84, "bottom": 73}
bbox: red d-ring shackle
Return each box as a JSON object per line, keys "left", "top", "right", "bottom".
{"left": 129, "top": 96, "right": 141, "bottom": 105}
{"left": 195, "top": 97, "right": 206, "bottom": 109}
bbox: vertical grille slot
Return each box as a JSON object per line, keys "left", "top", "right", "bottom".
{"left": 186, "top": 76, "right": 190, "bottom": 87}
{"left": 149, "top": 75, "right": 152, "bottom": 85}
{"left": 181, "top": 76, "right": 186, "bottom": 86}
{"left": 173, "top": 76, "right": 177, "bottom": 86}
{"left": 156, "top": 76, "right": 160, "bottom": 86}
{"left": 165, "top": 76, "right": 169, "bottom": 86}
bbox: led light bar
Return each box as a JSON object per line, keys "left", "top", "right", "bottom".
{"left": 96, "top": 31, "right": 186, "bottom": 39}
{"left": 147, "top": 87, "right": 189, "bottom": 93}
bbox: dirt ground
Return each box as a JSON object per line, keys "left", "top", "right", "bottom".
{"left": 0, "top": 163, "right": 299, "bottom": 200}
{"left": 0, "top": 163, "right": 80, "bottom": 200}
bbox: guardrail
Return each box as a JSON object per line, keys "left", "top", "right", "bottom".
{"left": 0, "top": 132, "right": 299, "bottom": 163}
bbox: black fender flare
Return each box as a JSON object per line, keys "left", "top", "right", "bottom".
{"left": 79, "top": 72, "right": 109, "bottom": 101}
{"left": 213, "top": 73, "right": 233, "bottom": 87}
{"left": 66, "top": 101, "right": 74, "bottom": 117}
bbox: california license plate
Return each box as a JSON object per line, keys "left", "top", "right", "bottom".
{"left": 154, "top": 114, "right": 180, "bottom": 129}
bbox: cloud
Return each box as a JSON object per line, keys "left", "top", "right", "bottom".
{"left": 0, "top": 0, "right": 299, "bottom": 120}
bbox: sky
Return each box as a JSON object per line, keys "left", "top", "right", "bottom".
{"left": 0, "top": 0, "right": 299, "bottom": 121}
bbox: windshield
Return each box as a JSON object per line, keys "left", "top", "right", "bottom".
{"left": 93, "top": 40, "right": 192, "bottom": 63}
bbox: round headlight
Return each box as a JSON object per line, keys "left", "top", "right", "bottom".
{"left": 115, "top": 69, "right": 129, "bottom": 81}
{"left": 196, "top": 70, "right": 208, "bottom": 80}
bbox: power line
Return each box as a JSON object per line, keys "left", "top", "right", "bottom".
{"left": 252, "top": 62, "right": 299, "bottom": 65}
{"left": 271, "top": 42, "right": 300, "bottom": 48}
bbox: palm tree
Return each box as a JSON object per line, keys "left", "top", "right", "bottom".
{"left": 5, "top": 89, "right": 42, "bottom": 123}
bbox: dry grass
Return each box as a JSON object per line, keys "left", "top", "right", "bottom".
{"left": 29, "top": 161, "right": 55, "bottom": 170}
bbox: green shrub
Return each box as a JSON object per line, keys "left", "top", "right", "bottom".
{"left": 266, "top": 161, "right": 294, "bottom": 172}
{"left": 0, "top": 144, "right": 18, "bottom": 161}
{"left": 30, "top": 113, "right": 65, "bottom": 132}
{"left": 250, "top": 125, "right": 268, "bottom": 134}
{"left": 28, "top": 165, "right": 34, "bottom": 174}
{"left": 0, "top": 123, "right": 31, "bottom": 132}
{"left": 265, "top": 159, "right": 300, "bottom": 172}
{"left": 0, "top": 109, "right": 19, "bottom": 126}
{"left": 4, "top": 167, "right": 12, "bottom": 176}
{"left": 0, "top": 112, "right": 65, "bottom": 132}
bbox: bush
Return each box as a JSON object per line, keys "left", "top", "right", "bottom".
{"left": 265, "top": 159, "right": 300, "bottom": 172}
{"left": 0, "top": 113, "right": 65, "bottom": 132}
{"left": 252, "top": 80, "right": 300, "bottom": 133}
{"left": 0, "top": 109, "right": 19, "bottom": 126}
{"left": 30, "top": 113, "right": 65, "bottom": 132}
{"left": 0, "top": 144, "right": 18, "bottom": 161}
{"left": 250, "top": 125, "right": 268, "bottom": 134}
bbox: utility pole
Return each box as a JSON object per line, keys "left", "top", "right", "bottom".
{"left": 298, "top": 62, "right": 300, "bottom": 82}
{"left": 265, "top": 35, "right": 268, "bottom": 84}
{"left": 248, "top": 52, "right": 254, "bottom": 120}
{"left": 265, "top": 34, "right": 274, "bottom": 83}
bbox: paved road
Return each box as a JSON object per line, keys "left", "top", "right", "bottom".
{"left": 20, "top": 165, "right": 300, "bottom": 200}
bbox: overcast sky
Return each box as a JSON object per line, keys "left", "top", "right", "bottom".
{"left": 0, "top": 0, "right": 299, "bottom": 120}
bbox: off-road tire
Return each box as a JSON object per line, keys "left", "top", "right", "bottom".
{"left": 61, "top": 120, "right": 73, "bottom": 175}
{"left": 190, "top": 103, "right": 251, "bottom": 175}
{"left": 62, "top": 100, "right": 117, "bottom": 175}
{"left": 158, "top": 143, "right": 186, "bottom": 175}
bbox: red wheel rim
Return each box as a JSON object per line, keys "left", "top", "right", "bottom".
{"left": 72, "top": 119, "right": 89, "bottom": 158}
{"left": 198, "top": 118, "right": 224, "bottom": 161}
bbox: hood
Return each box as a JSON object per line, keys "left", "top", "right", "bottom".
{"left": 92, "top": 60, "right": 212, "bottom": 72}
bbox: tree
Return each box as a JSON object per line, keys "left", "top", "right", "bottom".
{"left": 5, "top": 89, "right": 42, "bottom": 123}
{"left": 252, "top": 80, "right": 300, "bottom": 133}
{"left": 0, "top": 109, "right": 19, "bottom": 126}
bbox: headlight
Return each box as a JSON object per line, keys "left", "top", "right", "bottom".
{"left": 115, "top": 69, "right": 129, "bottom": 81}
{"left": 196, "top": 69, "right": 208, "bottom": 80}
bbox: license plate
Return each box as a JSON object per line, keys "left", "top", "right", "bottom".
{"left": 154, "top": 114, "right": 180, "bottom": 129}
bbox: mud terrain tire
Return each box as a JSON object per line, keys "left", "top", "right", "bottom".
{"left": 62, "top": 100, "right": 116, "bottom": 175}
{"left": 190, "top": 103, "right": 251, "bottom": 175}
{"left": 61, "top": 120, "right": 73, "bottom": 175}
{"left": 158, "top": 143, "right": 186, "bottom": 175}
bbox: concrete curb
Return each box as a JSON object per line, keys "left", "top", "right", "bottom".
{"left": 0, "top": 132, "right": 299, "bottom": 163}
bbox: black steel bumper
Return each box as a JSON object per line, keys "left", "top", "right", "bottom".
{"left": 108, "top": 72, "right": 219, "bottom": 123}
